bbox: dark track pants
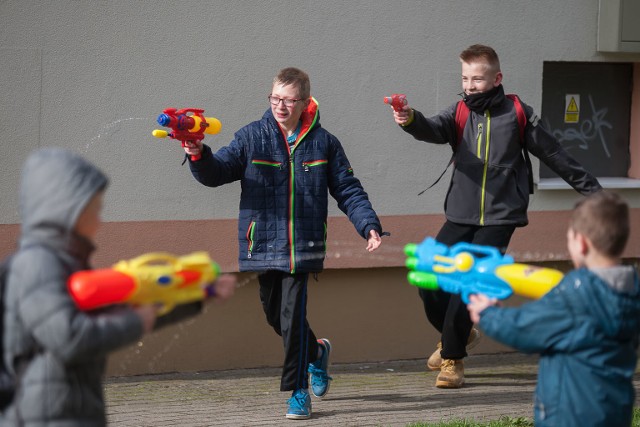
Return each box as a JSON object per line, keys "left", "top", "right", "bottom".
{"left": 258, "top": 270, "right": 320, "bottom": 391}
{"left": 419, "top": 221, "right": 516, "bottom": 359}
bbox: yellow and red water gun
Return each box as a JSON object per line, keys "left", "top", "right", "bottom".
{"left": 68, "top": 251, "right": 220, "bottom": 315}
{"left": 152, "top": 108, "right": 222, "bottom": 161}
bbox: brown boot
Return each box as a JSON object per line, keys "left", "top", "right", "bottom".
{"left": 426, "top": 342, "right": 443, "bottom": 371}
{"left": 426, "top": 328, "right": 482, "bottom": 371}
{"left": 436, "top": 359, "right": 464, "bottom": 389}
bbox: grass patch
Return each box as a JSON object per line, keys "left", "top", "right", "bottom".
{"left": 406, "top": 417, "right": 533, "bottom": 427}
{"left": 407, "top": 408, "right": 640, "bottom": 426}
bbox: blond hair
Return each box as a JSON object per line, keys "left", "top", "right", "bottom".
{"left": 459, "top": 44, "right": 501, "bottom": 73}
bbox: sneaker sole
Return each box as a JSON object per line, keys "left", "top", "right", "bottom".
{"left": 286, "top": 413, "right": 311, "bottom": 420}
{"left": 311, "top": 338, "right": 331, "bottom": 399}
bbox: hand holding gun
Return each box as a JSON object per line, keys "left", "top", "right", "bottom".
{"left": 152, "top": 108, "right": 222, "bottom": 161}
{"left": 385, "top": 94, "right": 414, "bottom": 126}
{"left": 68, "top": 251, "right": 223, "bottom": 316}
{"left": 383, "top": 94, "right": 408, "bottom": 112}
{"left": 404, "top": 237, "right": 564, "bottom": 303}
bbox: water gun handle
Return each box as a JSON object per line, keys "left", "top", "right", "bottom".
{"left": 181, "top": 140, "right": 202, "bottom": 162}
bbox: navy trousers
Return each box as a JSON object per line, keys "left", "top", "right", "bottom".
{"left": 259, "top": 270, "right": 320, "bottom": 391}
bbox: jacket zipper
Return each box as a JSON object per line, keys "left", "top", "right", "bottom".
{"left": 280, "top": 98, "right": 319, "bottom": 274}
{"left": 288, "top": 152, "right": 296, "bottom": 273}
{"left": 480, "top": 112, "right": 491, "bottom": 225}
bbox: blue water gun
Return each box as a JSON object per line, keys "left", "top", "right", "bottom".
{"left": 404, "top": 237, "right": 564, "bottom": 302}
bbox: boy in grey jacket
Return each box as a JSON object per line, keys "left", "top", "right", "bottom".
{"left": 390, "top": 44, "right": 602, "bottom": 389}
{"left": 468, "top": 191, "right": 640, "bottom": 426}
{"left": 3, "top": 148, "right": 157, "bottom": 426}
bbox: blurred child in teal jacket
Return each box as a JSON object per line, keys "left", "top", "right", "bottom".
{"left": 468, "top": 191, "right": 640, "bottom": 427}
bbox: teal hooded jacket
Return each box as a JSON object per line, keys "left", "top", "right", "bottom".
{"left": 479, "top": 266, "right": 640, "bottom": 426}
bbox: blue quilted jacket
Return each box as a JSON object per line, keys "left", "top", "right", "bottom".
{"left": 189, "top": 97, "right": 382, "bottom": 273}
{"left": 479, "top": 267, "right": 640, "bottom": 427}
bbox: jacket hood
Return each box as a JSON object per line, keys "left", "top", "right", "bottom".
{"left": 19, "top": 147, "right": 108, "bottom": 247}
{"left": 582, "top": 266, "right": 640, "bottom": 340}
{"left": 262, "top": 96, "right": 321, "bottom": 145}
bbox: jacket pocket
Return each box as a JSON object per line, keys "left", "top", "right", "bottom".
{"left": 249, "top": 159, "right": 286, "bottom": 188}
{"left": 251, "top": 159, "right": 283, "bottom": 168}
{"left": 246, "top": 221, "right": 256, "bottom": 259}
{"left": 482, "top": 164, "right": 528, "bottom": 221}
{"left": 475, "top": 123, "right": 484, "bottom": 159}
{"left": 302, "top": 159, "right": 328, "bottom": 171}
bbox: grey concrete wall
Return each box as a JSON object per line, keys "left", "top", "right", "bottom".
{"left": 2, "top": 0, "right": 639, "bottom": 227}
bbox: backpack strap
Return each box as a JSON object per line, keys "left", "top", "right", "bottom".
{"left": 506, "top": 94, "right": 534, "bottom": 194}
{"left": 507, "top": 94, "right": 526, "bottom": 142}
{"left": 418, "top": 101, "right": 465, "bottom": 195}
{"left": 454, "top": 100, "right": 470, "bottom": 147}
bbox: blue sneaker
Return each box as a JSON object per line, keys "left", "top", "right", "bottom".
{"left": 286, "top": 389, "right": 311, "bottom": 420}
{"left": 308, "top": 338, "right": 332, "bottom": 398}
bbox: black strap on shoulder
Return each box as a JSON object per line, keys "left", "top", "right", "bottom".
{"left": 417, "top": 154, "right": 454, "bottom": 196}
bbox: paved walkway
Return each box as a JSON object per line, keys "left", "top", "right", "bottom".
{"left": 104, "top": 352, "right": 640, "bottom": 426}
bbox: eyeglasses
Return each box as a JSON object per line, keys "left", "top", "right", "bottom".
{"left": 268, "top": 96, "right": 303, "bottom": 107}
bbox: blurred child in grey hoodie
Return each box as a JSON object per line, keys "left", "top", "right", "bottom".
{"left": 3, "top": 148, "right": 235, "bottom": 426}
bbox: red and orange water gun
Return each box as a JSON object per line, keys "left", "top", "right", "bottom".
{"left": 152, "top": 108, "right": 222, "bottom": 161}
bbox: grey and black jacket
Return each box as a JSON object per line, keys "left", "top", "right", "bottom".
{"left": 402, "top": 85, "right": 602, "bottom": 226}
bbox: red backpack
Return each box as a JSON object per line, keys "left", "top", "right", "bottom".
{"left": 419, "top": 94, "right": 533, "bottom": 195}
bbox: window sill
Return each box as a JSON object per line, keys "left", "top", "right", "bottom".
{"left": 538, "top": 177, "right": 640, "bottom": 190}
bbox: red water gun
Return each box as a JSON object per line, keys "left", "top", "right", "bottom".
{"left": 383, "top": 94, "right": 408, "bottom": 112}
{"left": 152, "top": 108, "right": 222, "bottom": 161}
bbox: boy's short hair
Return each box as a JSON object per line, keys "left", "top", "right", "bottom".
{"left": 273, "top": 67, "right": 310, "bottom": 100}
{"left": 459, "top": 44, "right": 501, "bottom": 73}
{"left": 570, "top": 191, "right": 629, "bottom": 257}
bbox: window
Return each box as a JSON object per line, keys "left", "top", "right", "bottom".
{"left": 538, "top": 61, "right": 640, "bottom": 189}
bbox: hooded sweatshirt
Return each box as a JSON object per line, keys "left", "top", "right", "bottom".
{"left": 3, "top": 148, "right": 144, "bottom": 426}
{"left": 479, "top": 265, "right": 640, "bottom": 427}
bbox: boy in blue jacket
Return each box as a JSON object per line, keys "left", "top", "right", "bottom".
{"left": 183, "top": 67, "right": 384, "bottom": 420}
{"left": 468, "top": 191, "right": 640, "bottom": 427}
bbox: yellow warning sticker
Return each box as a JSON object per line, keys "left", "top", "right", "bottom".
{"left": 565, "top": 94, "right": 580, "bottom": 123}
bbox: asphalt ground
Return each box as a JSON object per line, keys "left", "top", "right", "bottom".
{"left": 103, "top": 351, "right": 640, "bottom": 426}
